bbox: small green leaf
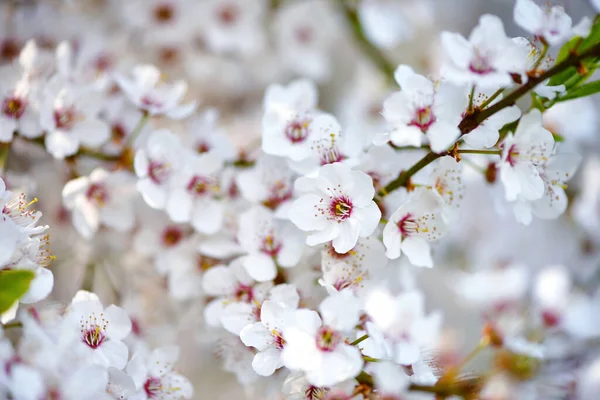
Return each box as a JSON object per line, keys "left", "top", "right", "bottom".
{"left": 552, "top": 132, "right": 565, "bottom": 142}
{"left": 556, "top": 80, "right": 600, "bottom": 102}
{"left": 548, "top": 19, "right": 600, "bottom": 87}
{"left": 0, "top": 269, "right": 35, "bottom": 314}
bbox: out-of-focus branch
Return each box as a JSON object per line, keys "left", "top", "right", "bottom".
{"left": 339, "top": 0, "right": 396, "bottom": 84}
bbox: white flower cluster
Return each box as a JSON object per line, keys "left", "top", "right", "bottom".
{"left": 0, "top": 290, "right": 193, "bottom": 399}
{"left": 0, "top": 0, "right": 600, "bottom": 399}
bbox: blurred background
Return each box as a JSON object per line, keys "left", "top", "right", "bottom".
{"left": 1, "top": 0, "right": 599, "bottom": 398}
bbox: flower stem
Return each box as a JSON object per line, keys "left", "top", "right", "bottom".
{"left": 2, "top": 321, "right": 22, "bottom": 329}
{"left": 468, "top": 85, "right": 476, "bottom": 112}
{"left": 362, "top": 355, "right": 380, "bottom": 362}
{"left": 350, "top": 334, "right": 369, "bottom": 346}
{"left": 478, "top": 88, "right": 503, "bottom": 109}
{"left": 378, "top": 151, "right": 443, "bottom": 197}
{"left": 532, "top": 43, "right": 549, "bottom": 71}
{"left": 457, "top": 149, "right": 501, "bottom": 155}
{"left": 339, "top": 1, "right": 396, "bottom": 84}
{"left": 0, "top": 142, "right": 10, "bottom": 177}
{"left": 126, "top": 112, "right": 149, "bottom": 147}
{"left": 381, "top": 41, "right": 600, "bottom": 197}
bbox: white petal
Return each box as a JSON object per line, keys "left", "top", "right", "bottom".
{"left": 401, "top": 236, "right": 433, "bottom": 268}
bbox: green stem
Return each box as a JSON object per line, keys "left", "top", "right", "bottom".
{"left": 478, "top": 88, "right": 503, "bottom": 109}
{"left": 468, "top": 85, "right": 476, "bottom": 112}
{"left": 532, "top": 43, "right": 549, "bottom": 71}
{"left": 2, "top": 321, "right": 22, "bottom": 329}
{"left": 339, "top": 1, "right": 396, "bottom": 84}
{"left": 362, "top": 356, "right": 380, "bottom": 362}
{"left": 0, "top": 142, "right": 10, "bottom": 176}
{"left": 126, "top": 112, "right": 149, "bottom": 147}
{"left": 457, "top": 149, "right": 501, "bottom": 155}
{"left": 350, "top": 334, "right": 369, "bottom": 346}
{"left": 378, "top": 151, "right": 443, "bottom": 197}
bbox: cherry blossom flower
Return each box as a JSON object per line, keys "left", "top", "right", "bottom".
{"left": 441, "top": 14, "right": 528, "bottom": 88}
{"left": 514, "top": 0, "right": 575, "bottom": 46}
{"left": 383, "top": 188, "right": 446, "bottom": 267}
{"left": 512, "top": 152, "right": 581, "bottom": 225}
{"left": 282, "top": 372, "right": 358, "bottom": 400}
{"left": 273, "top": 0, "right": 337, "bottom": 81}
{"left": 184, "top": 108, "right": 236, "bottom": 162}
{"left": 237, "top": 206, "right": 305, "bottom": 282}
{"left": 381, "top": 65, "right": 467, "bottom": 153}
{"left": 62, "top": 168, "right": 136, "bottom": 239}
{"left": 134, "top": 129, "right": 186, "bottom": 209}
{"left": 220, "top": 283, "right": 297, "bottom": 336}
{"left": 281, "top": 292, "right": 363, "bottom": 387}
{"left": 463, "top": 89, "right": 521, "bottom": 149}
{"left": 365, "top": 288, "right": 442, "bottom": 365}
{"left": 63, "top": 291, "right": 132, "bottom": 369}
{"left": 202, "top": 258, "right": 264, "bottom": 328}
{"left": 287, "top": 114, "right": 363, "bottom": 177}
{"left": 261, "top": 79, "right": 320, "bottom": 161}
{"left": 499, "top": 109, "right": 555, "bottom": 202}
{"left": 319, "top": 237, "right": 388, "bottom": 295}
{"left": 239, "top": 299, "right": 301, "bottom": 377}
{"left": 126, "top": 346, "right": 193, "bottom": 400}
{"left": 165, "top": 152, "right": 224, "bottom": 234}
{"left": 453, "top": 264, "right": 529, "bottom": 310}
{"left": 357, "top": 0, "right": 412, "bottom": 49}
{"left": 429, "top": 156, "right": 465, "bottom": 223}
{"left": 235, "top": 154, "right": 296, "bottom": 215}
{"left": 290, "top": 162, "right": 381, "bottom": 254}
{"left": 199, "top": 0, "right": 266, "bottom": 56}
{"left": 41, "top": 83, "right": 110, "bottom": 159}
{"left": 115, "top": 64, "right": 196, "bottom": 118}
{"left": 0, "top": 65, "right": 41, "bottom": 142}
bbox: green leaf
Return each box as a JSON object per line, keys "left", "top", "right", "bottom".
{"left": 0, "top": 269, "right": 34, "bottom": 314}
{"left": 548, "top": 19, "right": 600, "bottom": 87}
{"left": 556, "top": 80, "right": 600, "bottom": 102}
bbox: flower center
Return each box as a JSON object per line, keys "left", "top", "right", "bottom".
{"left": 329, "top": 196, "right": 353, "bottom": 222}
{"left": 410, "top": 106, "right": 436, "bottom": 132}
{"left": 469, "top": 50, "right": 494, "bottom": 75}
{"left": 54, "top": 106, "right": 79, "bottom": 130}
{"left": 263, "top": 181, "right": 292, "bottom": 210}
{"left": 285, "top": 117, "right": 312, "bottom": 143}
{"left": 260, "top": 234, "right": 282, "bottom": 257}
{"left": 86, "top": 183, "right": 109, "bottom": 207}
{"left": 217, "top": 4, "right": 239, "bottom": 25}
{"left": 197, "top": 254, "right": 221, "bottom": 271}
{"left": 83, "top": 325, "right": 106, "bottom": 349}
{"left": 148, "top": 160, "right": 170, "bottom": 184}
{"left": 315, "top": 326, "right": 340, "bottom": 352}
{"left": 235, "top": 284, "right": 254, "bottom": 302}
{"left": 2, "top": 96, "right": 27, "bottom": 119}
{"left": 271, "top": 329, "right": 286, "bottom": 350}
{"left": 187, "top": 176, "right": 212, "bottom": 196}
{"left": 144, "top": 377, "right": 163, "bottom": 398}
{"left": 305, "top": 386, "right": 329, "bottom": 400}
{"left": 196, "top": 141, "right": 211, "bottom": 154}
{"left": 153, "top": 4, "right": 175, "bottom": 23}
{"left": 397, "top": 213, "right": 418, "bottom": 238}
{"left": 141, "top": 95, "right": 163, "bottom": 109}
{"left": 295, "top": 26, "right": 313, "bottom": 44}
{"left": 506, "top": 144, "right": 520, "bottom": 167}
{"left": 162, "top": 226, "right": 183, "bottom": 247}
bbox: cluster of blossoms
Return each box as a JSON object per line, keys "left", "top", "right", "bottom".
{"left": 1, "top": 0, "right": 600, "bottom": 399}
